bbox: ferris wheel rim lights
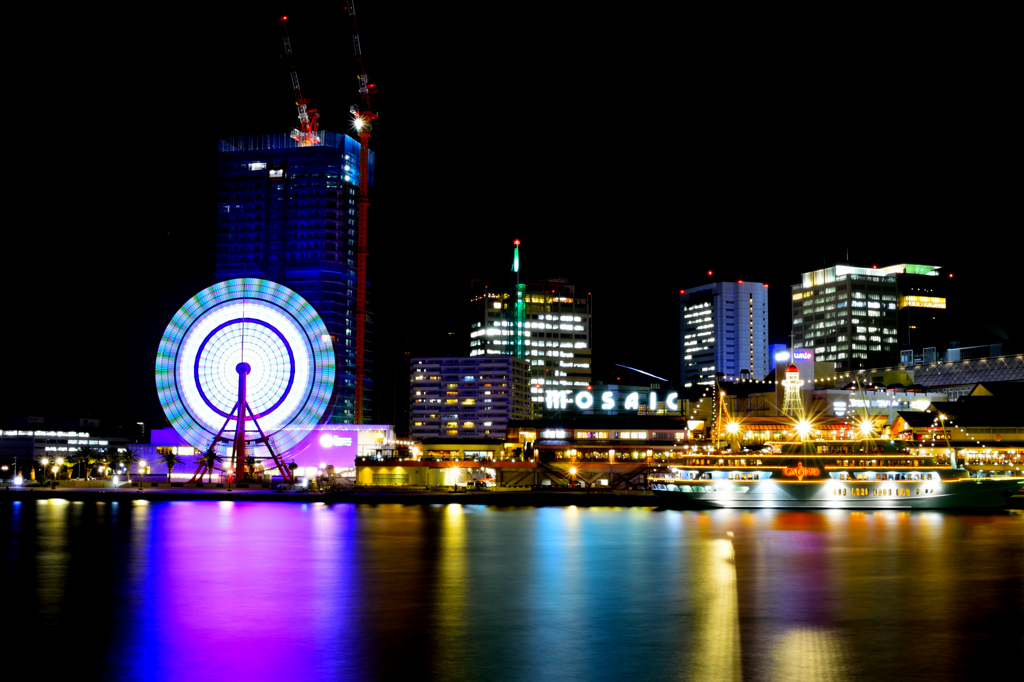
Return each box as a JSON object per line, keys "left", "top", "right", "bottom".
{"left": 155, "top": 279, "right": 335, "bottom": 455}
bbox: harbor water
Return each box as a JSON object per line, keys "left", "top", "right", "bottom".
{"left": 3, "top": 500, "right": 1022, "bottom": 681}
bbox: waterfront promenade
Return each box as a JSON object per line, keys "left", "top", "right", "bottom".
{"left": 0, "top": 484, "right": 659, "bottom": 506}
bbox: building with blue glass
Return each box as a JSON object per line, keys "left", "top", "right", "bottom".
{"left": 680, "top": 281, "right": 770, "bottom": 387}
{"left": 216, "top": 131, "right": 374, "bottom": 423}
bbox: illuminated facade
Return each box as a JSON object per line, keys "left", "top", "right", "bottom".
{"left": 410, "top": 356, "right": 531, "bottom": 440}
{"left": 791, "top": 264, "right": 931, "bottom": 371}
{"left": 470, "top": 279, "right": 592, "bottom": 405}
{"left": 680, "top": 281, "right": 769, "bottom": 387}
{"left": 0, "top": 430, "right": 129, "bottom": 463}
{"left": 216, "top": 132, "right": 373, "bottom": 423}
{"left": 895, "top": 266, "right": 951, "bottom": 362}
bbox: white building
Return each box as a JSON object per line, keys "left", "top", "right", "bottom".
{"left": 680, "top": 281, "right": 770, "bottom": 387}
{"left": 470, "top": 279, "right": 592, "bottom": 406}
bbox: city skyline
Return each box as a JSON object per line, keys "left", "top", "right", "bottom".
{"left": 3, "top": 8, "right": 1017, "bottom": 429}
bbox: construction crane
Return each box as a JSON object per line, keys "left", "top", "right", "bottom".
{"left": 346, "top": 1, "right": 378, "bottom": 423}
{"left": 278, "top": 16, "right": 321, "bottom": 146}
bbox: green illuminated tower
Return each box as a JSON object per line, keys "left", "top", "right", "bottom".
{"left": 512, "top": 240, "right": 526, "bottom": 360}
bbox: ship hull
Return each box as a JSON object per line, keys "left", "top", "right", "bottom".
{"left": 651, "top": 477, "right": 1023, "bottom": 510}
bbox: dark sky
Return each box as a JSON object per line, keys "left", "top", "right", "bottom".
{"left": 3, "top": 6, "right": 1017, "bottom": 430}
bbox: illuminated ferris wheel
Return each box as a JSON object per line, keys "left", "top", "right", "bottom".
{"left": 155, "top": 279, "right": 335, "bottom": 482}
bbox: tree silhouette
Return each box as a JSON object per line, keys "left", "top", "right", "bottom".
{"left": 72, "top": 446, "right": 101, "bottom": 480}
{"left": 197, "top": 446, "right": 224, "bottom": 483}
{"left": 154, "top": 451, "right": 186, "bottom": 482}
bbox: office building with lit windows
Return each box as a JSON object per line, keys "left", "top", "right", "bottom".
{"left": 216, "top": 131, "right": 373, "bottom": 423}
{"left": 895, "top": 265, "right": 951, "bottom": 362}
{"left": 469, "top": 279, "right": 592, "bottom": 406}
{"left": 410, "top": 356, "right": 531, "bottom": 440}
{"left": 791, "top": 263, "right": 944, "bottom": 372}
{"left": 680, "top": 281, "right": 769, "bottom": 387}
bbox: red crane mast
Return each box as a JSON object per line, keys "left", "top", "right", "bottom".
{"left": 346, "top": 1, "right": 378, "bottom": 423}
{"left": 279, "top": 16, "right": 321, "bottom": 146}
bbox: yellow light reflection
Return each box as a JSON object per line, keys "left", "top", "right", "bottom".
{"left": 686, "top": 538, "right": 741, "bottom": 681}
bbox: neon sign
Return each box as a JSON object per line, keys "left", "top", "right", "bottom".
{"left": 319, "top": 434, "right": 353, "bottom": 448}
{"left": 782, "top": 462, "right": 819, "bottom": 480}
{"left": 545, "top": 390, "right": 680, "bottom": 412}
{"left": 903, "top": 295, "right": 946, "bottom": 309}
{"left": 792, "top": 350, "right": 814, "bottom": 362}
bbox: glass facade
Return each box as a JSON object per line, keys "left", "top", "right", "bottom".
{"left": 216, "top": 131, "right": 374, "bottom": 423}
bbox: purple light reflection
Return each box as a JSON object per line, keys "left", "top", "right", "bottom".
{"left": 122, "top": 502, "right": 364, "bottom": 682}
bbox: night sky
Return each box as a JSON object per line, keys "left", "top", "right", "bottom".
{"left": 3, "top": 7, "right": 1017, "bottom": 431}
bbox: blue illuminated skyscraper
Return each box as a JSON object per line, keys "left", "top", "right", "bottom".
{"left": 680, "top": 281, "right": 770, "bottom": 387}
{"left": 216, "top": 131, "right": 374, "bottom": 423}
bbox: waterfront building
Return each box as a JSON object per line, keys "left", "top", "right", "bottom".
{"left": 852, "top": 353, "right": 1024, "bottom": 401}
{"left": 469, "top": 278, "right": 592, "bottom": 407}
{"left": 680, "top": 281, "right": 770, "bottom": 388}
{"left": 410, "top": 356, "right": 531, "bottom": 440}
{"left": 136, "top": 425, "right": 394, "bottom": 480}
{"left": 792, "top": 263, "right": 947, "bottom": 372}
{"left": 216, "top": 132, "right": 373, "bottom": 423}
{"left": 894, "top": 265, "right": 952, "bottom": 362}
{"left": 892, "top": 385, "right": 1024, "bottom": 471}
{"left": 0, "top": 429, "right": 130, "bottom": 479}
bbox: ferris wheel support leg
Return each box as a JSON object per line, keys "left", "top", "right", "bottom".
{"left": 231, "top": 364, "right": 252, "bottom": 484}
{"left": 189, "top": 464, "right": 207, "bottom": 483}
{"left": 191, "top": 402, "right": 242, "bottom": 483}
{"left": 244, "top": 403, "right": 294, "bottom": 483}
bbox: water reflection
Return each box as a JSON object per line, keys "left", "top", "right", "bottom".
{"left": 2, "top": 502, "right": 1022, "bottom": 682}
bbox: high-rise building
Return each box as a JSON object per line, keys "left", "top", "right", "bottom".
{"left": 216, "top": 132, "right": 373, "bottom": 423}
{"left": 894, "top": 265, "right": 951, "bottom": 361}
{"left": 680, "top": 281, "right": 769, "bottom": 388}
{"left": 791, "top": 263, "right": 942, "bottom": 372}
{"left": 410, "top": 356, "right": 531, "bottom": 440}
{"left": 469, "top": 279, "right": 592, "bottom": 406}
